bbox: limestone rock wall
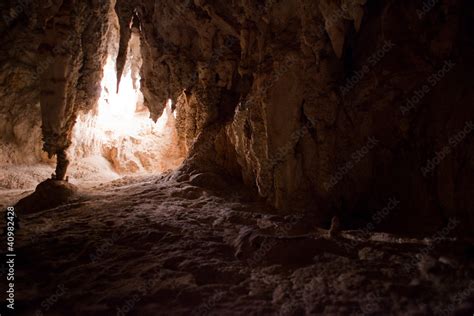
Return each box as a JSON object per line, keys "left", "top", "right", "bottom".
{"left": 0, "top": 0, "right": 112, "bottom": 165}
{"left": 119, "top": 0, "right": 473, "bottom": 234}
{"left": 0, "top": 1, "right": 46, "bottom": 164}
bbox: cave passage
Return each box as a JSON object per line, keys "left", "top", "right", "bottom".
{"left": 69, "top": 18, "right": 184, "bottom": 178}
{"left": 0, "top": 0, "right": 473, "bottom": 315}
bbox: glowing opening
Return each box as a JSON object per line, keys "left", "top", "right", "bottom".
{"left": 69, "top": 17, "right": 184, "bottom": 179}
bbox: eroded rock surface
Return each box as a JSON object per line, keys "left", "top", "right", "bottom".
{"left": 5, "top": 174, "right": 473, "bottom": 315}
{"left": 15, "top": 178, "right": 79, "bottom": 214}
{"left": 0, "top": 0, "right": 111, "bottom": 169}
{"left": 115, "top": 0, "right": 474, "bottom": 235}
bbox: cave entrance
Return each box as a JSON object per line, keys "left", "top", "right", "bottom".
{"left": 68, "top": 14, "right": 184, "bottom": 182}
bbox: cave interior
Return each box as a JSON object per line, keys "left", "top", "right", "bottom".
{"left": 0, "top": 0, "right": 473, "bottom": 315}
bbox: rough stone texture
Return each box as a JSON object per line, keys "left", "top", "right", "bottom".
{"left": 0, "top": 0, "right": 473, "bottom": 235}
{"left": 15, "top": 178, "right": 79, "bottom": 214}
{"left": 0, "top": 1, "right": 46, "bottom": 164}
{"left": 38, "top": 0, "right": 111, "bottom": 169}
{"left": 1, "top": 174, "right": 472, "bottom": 315}
{"left": 0, "top": 0, "right": 112, "bottom": 166}
{"left": 117, "top": 0, "right": 473, "bottom": 235}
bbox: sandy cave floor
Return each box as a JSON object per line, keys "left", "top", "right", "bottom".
{"left": 0, "top": 172, "right": 473, "bottom": 316}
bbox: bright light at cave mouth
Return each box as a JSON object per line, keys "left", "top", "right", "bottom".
{"left": 95, "top": 55, "right": 170, "bottom": 138}
{"left": 96, "top": 55, "right": 145, "bottom": 137}
{"left": 70, "top": 32, "right": 183, "bottom": 176}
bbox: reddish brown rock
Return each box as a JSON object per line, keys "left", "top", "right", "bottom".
{"left": 15, "top": 178, "right": 78, "bottom": 214}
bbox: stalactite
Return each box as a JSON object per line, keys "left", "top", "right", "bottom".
{"left": 114, "top": 2, "right": 134, "bottom": 93}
